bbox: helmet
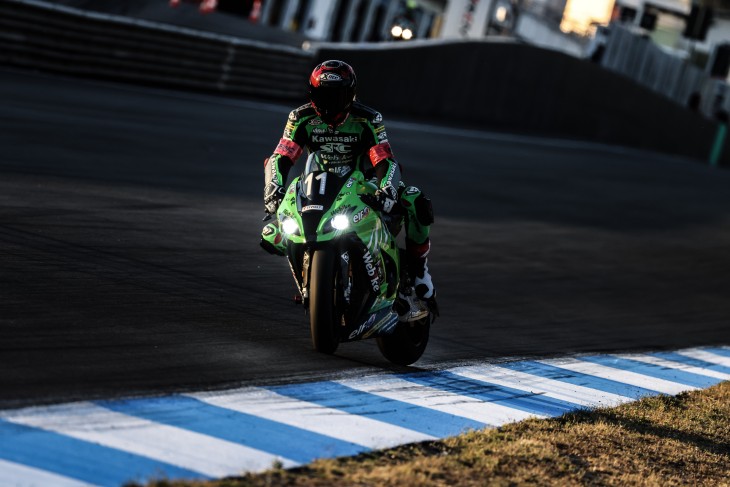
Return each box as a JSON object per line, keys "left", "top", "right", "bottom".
{"left": 308, "top": 60, "right": 357, "bottom": 126}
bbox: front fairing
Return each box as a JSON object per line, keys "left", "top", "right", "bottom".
{"left": 261, "top": 161, "right": 400, "bottom": 338}
{"left": 278, "top": 169, "right": 392, "bottom": 255}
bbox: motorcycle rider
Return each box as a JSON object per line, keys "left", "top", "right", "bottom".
{"left": 263, "top": 59, "right": 437, "bottom": 320}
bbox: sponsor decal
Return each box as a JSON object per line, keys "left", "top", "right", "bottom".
{"left": 377, "top": 131, "right": 388, "bottom": 142}
{"left": 346, "top": 178, "right": 355, "bottom": 188}
{"left": 288, "top": 111, "right": 297, "bottom": 122}
{"left": 372, "top": 112, "right": 383, "bottom": 124}
{"left": 322, "top": 153, "right": 345, "bottom": 163}
{"left": 320, "top": 142, "right": 351, "bottom": 154}
{"left": 312, "top": 127, "right": 328, "bottom": 134}
{"left": 405, "top": 186, "right": 420, "bottom": 195}
{"left": 274, "top": 138, "right": 303, "bottom": 161}
{"left": 361, "top": 250, "right": 380, "bottom": 292}
{"left": 302, "top": 204, "right": 324, "bottom": 212}
{"left": 363, "top": 312, "right": 399, "bottom": 338}
{"left": 341, "top": 251, "right": 350, "bottom": 263}
{"left": 262, "top": 225, "right": 274, "bottom": 236}
{"left": 329, "top": 165, "right": 351, "bottom": 177}
{"left": 353, "top": 206, "right": 370, "bottom": 224}
{"left": 309, "top": 118, "right": 323, "bottom": 125}
{"left": 312, "top": 135, "right": 359, "bottom": 143}
{"left": 368, "top": 142, "right": 393, "bottom": 166}
{"left": 348, "top": 314, "right": 376, "bottom": 340}
{"left": 320, "top": 73, "right": 342, "bottom": 81}
{"left": 284, "top": 122, "right": 296, "bottom": 138}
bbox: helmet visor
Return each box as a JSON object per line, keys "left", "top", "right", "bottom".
{"left": 310, "top": 86, "right": 354, "bottom": 118}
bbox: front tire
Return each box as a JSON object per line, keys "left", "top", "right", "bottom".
{"left": 309, "top": 248, "right": 340, "bottom": 354}
{"left": 376, "top": 317, "right": 430, "bottom": 365}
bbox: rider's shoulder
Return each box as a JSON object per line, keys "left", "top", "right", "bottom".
{"left": 350, "top": 101, "right": 384, "bottom": 125}
{"left": 288, "top": 103, "right": 319, "bottom": 124}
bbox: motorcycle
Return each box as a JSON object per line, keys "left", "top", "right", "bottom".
{"left": 260, "top": 151, "right": 431, "bottom": 365}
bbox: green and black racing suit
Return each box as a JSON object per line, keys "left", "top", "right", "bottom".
{"left": 263, "top": 101, "right": 434, "bottom": 291}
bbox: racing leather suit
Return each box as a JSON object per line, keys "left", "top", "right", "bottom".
{"left": 264, "top": 101, "right": 400, "bottom": 213}
{"left": 264, "top": 101, "right": 435, "bottom": 306}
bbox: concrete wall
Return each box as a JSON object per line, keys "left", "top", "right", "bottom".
{"left": 318, "top": 41, "right": 728, "bottom": 165}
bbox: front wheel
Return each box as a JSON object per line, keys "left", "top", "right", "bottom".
{"left": 309, "top": 248, "right": 340, "bottom": 354}
{"left": 376, "top": 317, "right": 430, "bottom": 365}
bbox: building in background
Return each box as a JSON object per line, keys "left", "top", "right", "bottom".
{"left": 612, "top": 0, "right": 730, "bottom": 81}
{"left": 227, "top": 0, "right": 445, "bottom": 42}
{"left": 178, "top": 0, "right": 728, "bottom": 81}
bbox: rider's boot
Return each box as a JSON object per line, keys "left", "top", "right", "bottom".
{"left": 397, "top": 239, "right": 439, "bottom": 322}
{"left": 396, "top": 286, "right": 429, "bottom": 322}
{"left": 412, "top": 257, "right": 439, "bottom": 318}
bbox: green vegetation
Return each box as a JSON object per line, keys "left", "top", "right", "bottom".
{"left": 141, "top": 382, "right": 729, "bottom": 487}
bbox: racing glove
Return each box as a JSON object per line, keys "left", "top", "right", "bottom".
{"left": 360, "top": 188, "right": 397, "bottom": 214}
{"left": 264, "top": 181, "right": 286, "bottom": 215}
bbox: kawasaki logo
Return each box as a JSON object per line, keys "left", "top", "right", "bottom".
{"left": 312, "top": 135, "right": 359, "bottom": 143}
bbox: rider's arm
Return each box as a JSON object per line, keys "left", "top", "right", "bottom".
{"left": 264, "top": 109, "right": 307, "bottom": 212}
{"left": 367, "top": 113, "right": 401, "bottom": 204}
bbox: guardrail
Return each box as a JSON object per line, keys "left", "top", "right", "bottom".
{"left": 0, "top": 0, "right": 313, "bottom": 100}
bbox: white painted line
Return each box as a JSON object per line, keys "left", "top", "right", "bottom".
{"left": 337, "top": 376, "right": 540, "bottom": 426}
{"left": 677, "top": 349, "right": 730, "bottom": 368}
{"left": 0, "top": 459, "right": 94, "bottom": 487}
{"left": 0, "top": 346, "right": 727, "bottom": 486}
{"left": 450, "top": 365, "right": 634, "bottom": 408}
{"left": 1, "top": 402, "right": 295, "bottom": 477}
{"left": 188, "top": 387, "right": 435, "bottom": 450}
{"left": 540, "top": 358, "right": 697, "bottom": 395}
{"left": 614, "top": 354, "right": 730, "bottom": 381}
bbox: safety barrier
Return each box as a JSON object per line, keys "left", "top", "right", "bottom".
{"left": 0, "top": 0, "right": 313, "bottom": 100}
{"left": 0, "top": 0, "right": 726, "bottom": 165}
{"left": 317, "top": 41, "right": 728, "bottom": 166}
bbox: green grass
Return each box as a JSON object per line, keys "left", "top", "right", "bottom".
{"left": 138, "top": 381, "right": 730, "bottom": 486}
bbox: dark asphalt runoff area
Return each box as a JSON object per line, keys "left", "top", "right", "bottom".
{"left": 2, "top": 68, "right": 729, "bottom": 409}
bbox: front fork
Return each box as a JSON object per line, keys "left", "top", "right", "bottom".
{"left": 288, "top": 244, "right": 352, "bottom": 310}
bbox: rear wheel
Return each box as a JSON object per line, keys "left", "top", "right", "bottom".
{"left": 376, "top": 316, "right": 430, "bottom": 365}
{"left": 309, "top": 248, "right": 340, "bottom": 354}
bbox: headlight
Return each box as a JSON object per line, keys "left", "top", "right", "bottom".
{"left": 281, "top": 218, "right": 300, "bottom": 235}
{"left": 331, "top": 214, "right": 350, "bottom": 230}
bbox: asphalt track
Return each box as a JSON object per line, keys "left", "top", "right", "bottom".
{"left": 2, "top": 67, "right": 730, "bottom": 409}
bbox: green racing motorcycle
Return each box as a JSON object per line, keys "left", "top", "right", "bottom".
{"left": 260, "top": 151, "right": 431, "bottom": 365}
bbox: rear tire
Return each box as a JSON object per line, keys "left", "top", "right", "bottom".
{"left": 376, "top": 317, "right": 430, "bottom": 365}
{"left": 309, "top": 248, "right": 340, "bottom": 354}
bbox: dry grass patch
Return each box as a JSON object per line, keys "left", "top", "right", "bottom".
{"left": 140, "top": 381, "right": 729, "bottom": 487}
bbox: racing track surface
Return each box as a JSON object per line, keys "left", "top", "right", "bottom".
{"left": 2, "top": 68, "right": 730, "bottom": 409}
